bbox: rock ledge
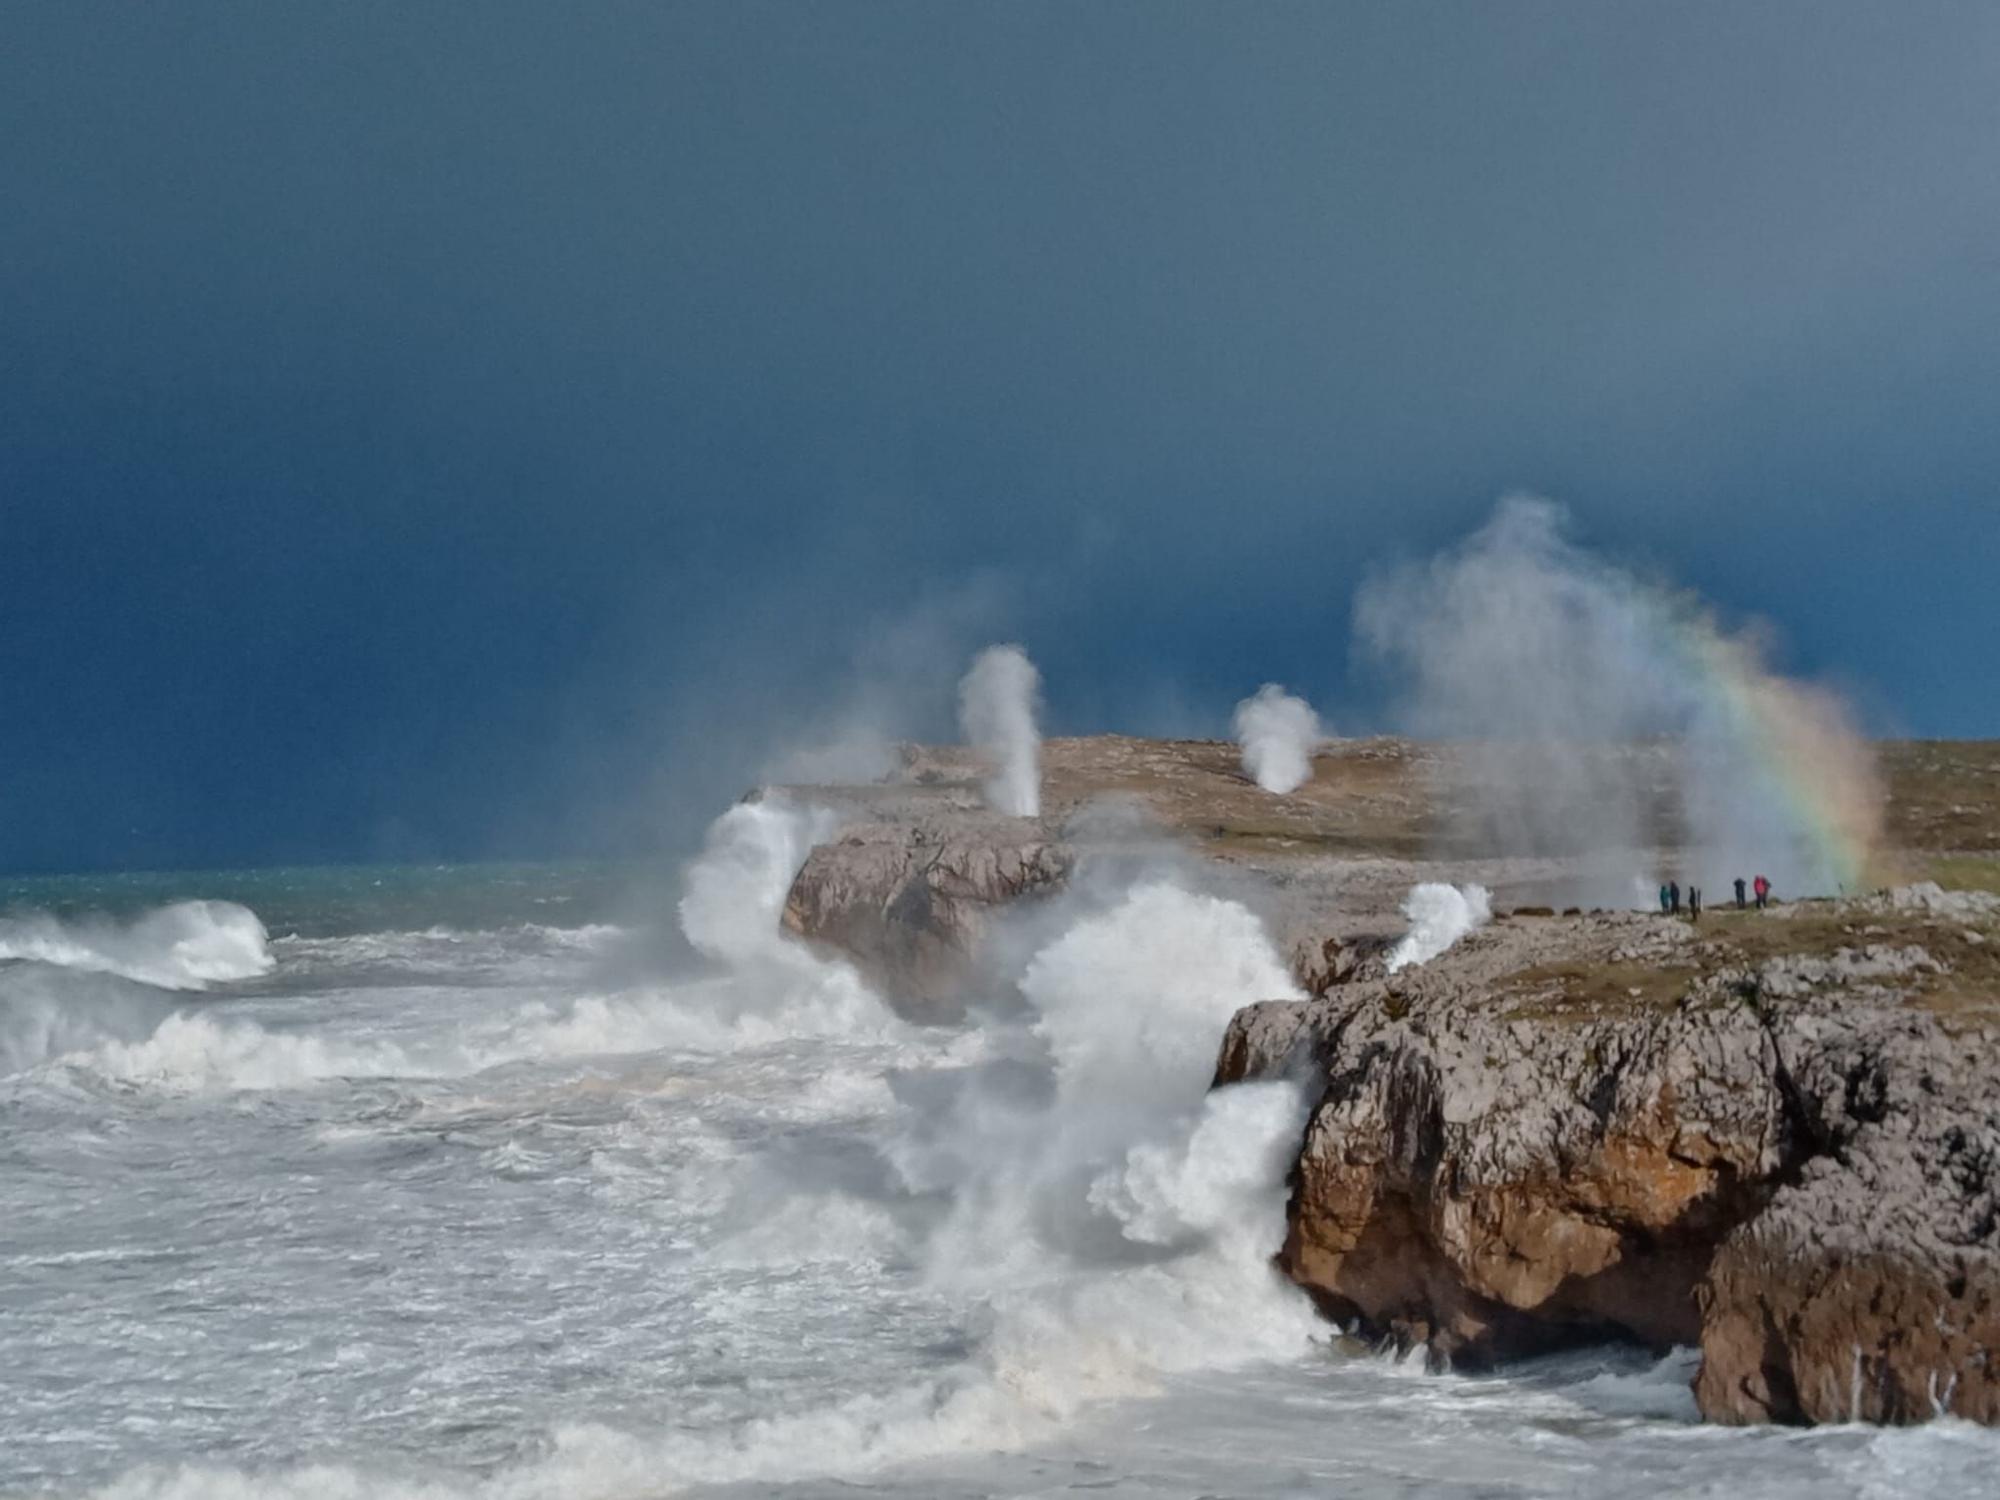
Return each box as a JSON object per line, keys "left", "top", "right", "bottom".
{"left": 1216, "top": 896, "right": 2000, "bottom": 1424}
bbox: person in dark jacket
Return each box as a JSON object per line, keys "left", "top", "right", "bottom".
{"left": 1669, "top": 881, "right": 1681, "bottom": 914}
{"left": 1689, "top": 886, "right": 1702, "bottom": 921}
{"left": 1734, "top": 877, "right": 1747, "bottom": 909}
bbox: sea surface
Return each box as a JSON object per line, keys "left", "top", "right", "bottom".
{"left": 3, "top": 803, "right": 1994, "bottom": 1499}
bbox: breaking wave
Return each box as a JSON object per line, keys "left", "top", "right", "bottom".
{"left": 30, "top": 804, "right": 2000, "bottom": 1500}
{"left": 0, "top": 966, "right": 177, "bottom": 1076}
{"left": 487, "top": 876, "right": 1322, "bottom": 1493}
{"left": 0, "top": 902, "right": 278, "bottom": 1079}
{"left": 3, "top": 800, "right": 888, "bottom": 1094}
{"left": 62, "top": 827, "right": 1321, "bottom": 1496}
{"left": 82, "top": 1010, "right": 429, "bottom": 1092}
{"left": 0, "top": 958, "right": 431, "bottom": 1090}
{"left": 0, "top": 901, "right": 272, "bottom": 990}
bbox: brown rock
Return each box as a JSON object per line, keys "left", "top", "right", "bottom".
{"left": 1218, "top": 904, "right": 2000, "bottom": 1423}
{"left": 780, "top": 823, "right": 1072, "bottom": 1015}
{"left": 759, "top": 734, "right": 2000, "bottom": 1424}
{"left": 1690, "top": 1004, "right": 2000, "bottom": 1423}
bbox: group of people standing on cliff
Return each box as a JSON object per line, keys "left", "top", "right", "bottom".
{"left": 1658, "top": 874, "right": 1769, "bottom": 919}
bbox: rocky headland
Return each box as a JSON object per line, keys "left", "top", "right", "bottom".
{"left": 767, "top": 735, "right": 2000, "bottom": 1425}
{"left": 1215, "top": 888, "right": 2000, "bottom": 1424}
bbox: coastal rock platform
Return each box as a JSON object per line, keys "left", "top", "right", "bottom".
{"left": 769, "top": 735, "right": 2000, "bottom": 1425}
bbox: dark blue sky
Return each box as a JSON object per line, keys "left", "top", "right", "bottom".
{"left": 5, "top": 3, "right": 1997, "bottom": 872}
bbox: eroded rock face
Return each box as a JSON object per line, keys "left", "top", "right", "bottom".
{"left": 1694, "top": 1008, "right": 2000, "bottom": 1423}
{"left": 1217, "top": 909, "right": 2000, "bottom": 1425}
{"left": 762, "top": 735, "right": 2000, "bottom": 1425}
{"left": 780, "top": 822, "right": 1072, "bottom": 1014}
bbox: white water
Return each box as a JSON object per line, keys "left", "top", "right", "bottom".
{"left": 3, "top": 823, "right": 1992, "bottom": 1498}
{"left": 0, "top": 900, "right": 271, "bottom": 989}
{"left": 958, "top": 644, "right": 1042, "bottom": 817}
{"left": 1233, "top": 683, "right": 1322, "bottom": 794}
{"left": 1386, "top": 880, "right": 1493, "bottom": 972}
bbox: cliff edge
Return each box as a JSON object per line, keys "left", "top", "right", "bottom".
{"left": 768, "top": 735, "right": 2000, "bottom": 1424}
{"left": 1217, "top": 886, "right": 2000, "bottom": 1424}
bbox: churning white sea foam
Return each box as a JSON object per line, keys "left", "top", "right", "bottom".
{"left": 0, "top": 900, "right": 272, "bottom": 989}
{"left": 0, "top": 966, "right": 174, "bottom": 1076}
{"left": 0, "top": 800, "right": 897, "bottom": 1097}
{"left": 270, "top": 922, "right": 623, "bottom": 976}
{"left": 0, "top": 903, "right": 291, "bottom": 1084}
{"left": 891, "top": 881, "right": 1318, "bottom": 1412}
{"left": 84, "top": 1010, "right": 430, "bottom": 1091}
{"left": 444, "top": 878, "right": 1324, "bottom": 1500}
{"left": 1232, "top": 683, "right": 1322, "bottom": 794}
{"left": 958, "top": 644, "right": 1043, "bottom": 817}
{"left": 666, "top": 794, "right": 891, "bottom": 1040}
{"left": 569, "top": 877, "right": 1318, "bottom": 1486}
{"left": 25, "top": 824, "right": 2000, "bottom": 1500}
{"left": 54, "top": 857, "right": 1318, "bottom": 1498}
{"left": 1385, "top": 881, "right": 1491, "bottom": 972}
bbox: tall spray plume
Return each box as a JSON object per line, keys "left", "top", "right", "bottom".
{"left": 1356, "top": 496, "right": 1880, "bottom": 902}
{"left": 1386, "top": 882, "right": 1491, "bottom": 972}
{"left": 958, "top": 644, "right": 1043, "bottom": 817}
{"left": 1232, "top": 684, "right": 1323, "bottom": 794}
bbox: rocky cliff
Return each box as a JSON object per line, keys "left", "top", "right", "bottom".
{"left": 780, "top": 820, "right": 1072, "bottom": 1014}
{"left": 770, "top": 735, "right": 2000, "bottom": 1424}
{"left": 774, "top": 736, "right": 2000, "bottom": 1011}
{"left": 1216, "top": 887, "right": 2000, "bottom": 1425}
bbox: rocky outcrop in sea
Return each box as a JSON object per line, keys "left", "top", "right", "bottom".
{"left": 781, "top": 820, "right": 1071, "bottom": 1015}
{"left": 767, "top": 735, "right": 2000, "bottom": 1427}
{"left": 1216, "top": 890, "right": 2000, "bottom": 1425}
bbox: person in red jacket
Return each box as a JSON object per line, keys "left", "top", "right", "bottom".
{"left": 1753, "top": 875, "right": 1771, "bottom": 910}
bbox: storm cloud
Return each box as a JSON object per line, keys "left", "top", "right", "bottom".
{"left": 3, "top": 3, "right": 1996, "bottom": 868}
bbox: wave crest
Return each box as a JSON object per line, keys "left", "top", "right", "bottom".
{"left": 0, "top": 901, "right": 272, "bottom": 990}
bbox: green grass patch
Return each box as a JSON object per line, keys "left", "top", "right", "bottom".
{"left": 1926, "top": 856, "right": 2000, "bottom": 897}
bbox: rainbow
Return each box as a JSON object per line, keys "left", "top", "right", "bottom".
{"left": 1659, "top": 603, "right": 1880, "bottom": 896}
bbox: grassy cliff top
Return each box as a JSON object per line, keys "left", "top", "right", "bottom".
{"left": 1485, "top": 890, "right": 2000, "bottom": 1026}
{"left": 862, "top": 734, "right": 2000, "bottom": 869}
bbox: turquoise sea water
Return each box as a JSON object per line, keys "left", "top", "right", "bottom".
{"left": 0, "top": 860, "right": 666, "bottom": 940}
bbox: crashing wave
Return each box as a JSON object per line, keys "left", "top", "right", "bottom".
{"left": 0, "top": 901, "right": 272, "bottom": 990}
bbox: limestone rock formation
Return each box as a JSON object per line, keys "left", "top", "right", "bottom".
{"left": 766, "top": 735, "right": 2000, "bottom": 1424}
{"left": 781, "top": 822, "right": 1072, "bottom": 1013}
{"left": 1216, "top": 901, "right": 2000, "bottom": 1425}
